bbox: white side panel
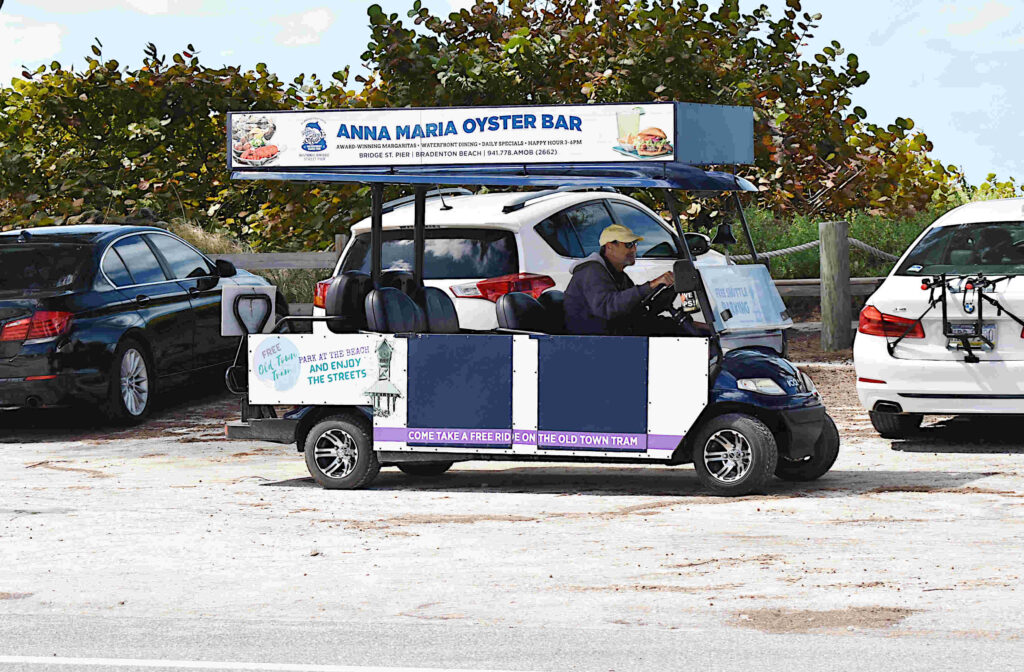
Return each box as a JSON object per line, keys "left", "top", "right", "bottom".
{"left": 646, "top": 337, "right": 709, "bottom": 455}
{"left": 511, "top": 336, "right": 539, "bottom": 454}
{"left": 248, "top": 333, "right": 404, "bottom": 407}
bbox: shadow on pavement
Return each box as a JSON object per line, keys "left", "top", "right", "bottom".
{"left": 893, "top": 415, "right": 1024, "bottom": 454}
{"left": 0, "top": 375, "right": 240, "bottom": 443}
{"left": 262, "top": 466, "right": 995, "bottom": 498}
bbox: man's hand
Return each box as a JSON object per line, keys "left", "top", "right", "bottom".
{"left": 650, "top": 271, "right": 675, "bottom": 289}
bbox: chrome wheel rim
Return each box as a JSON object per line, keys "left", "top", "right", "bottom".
{"left": 703, "top": 429, "right": 753, "bottom": 483}
{"left": 313, "top": 429, "right": 358, "bottom": 479}
{"left": 119, "top": 348, "right": 149, "bottom": 416}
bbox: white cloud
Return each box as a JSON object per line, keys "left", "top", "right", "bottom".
{"left": 272, "top": 7, "right": 335, "bottom": 47}
{"left": 23, "top": 0, "right": 223, "bottom": 15}
{"left": 948, "top": 1, "right": 1012, "bottom": 36}
{"left": 0, "top": 14, "right": 64, "bottom": 84}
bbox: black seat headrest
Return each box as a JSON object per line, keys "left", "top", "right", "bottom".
{"left": 416, "top": 286, "right": 460, "bottom": 334}
{"left": 496, "top": 292, "right": 549, "bottom": 333}
{"left": 537, "top": 290, "right": 564, "bottom": 334}
{"left": 324, "top": 271, "right": 372, "bottom": 333}
{"left": 380, "top": 269, "right": 421, "bottom": 296}
{"left": 365, "top": 287, "right": 426, "bottom": 334}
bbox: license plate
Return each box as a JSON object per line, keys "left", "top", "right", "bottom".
{"left": 948, "top": 323, "right": 996, "bottom": 349}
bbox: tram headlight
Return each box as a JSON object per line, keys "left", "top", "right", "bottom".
{"left": 736, "top": 378, "right": 786, "bottom": 395}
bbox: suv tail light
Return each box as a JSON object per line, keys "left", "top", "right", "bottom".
{"left": 0, "top": 311, "right": 73, "bottom": 342}
{"left": 858, "top": 305, "right": 924, "bottom": 339}
{"left": 313, "top": 279, "right": 331, "bottom": 309}
{"left": 451, "top": 273, "right": 556, "bottom": 302}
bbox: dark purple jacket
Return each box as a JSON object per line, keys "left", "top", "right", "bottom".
{"left": 563, "top": 252, "right": 654, "bottom": 335}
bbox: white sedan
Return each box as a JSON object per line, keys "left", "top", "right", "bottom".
{"left": 855, "top": 197, "right": 1024, "bottom": 437}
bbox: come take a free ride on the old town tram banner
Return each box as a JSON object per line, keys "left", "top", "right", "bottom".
{"left": 226, "top": 101, "right": 838, "bottom": 497}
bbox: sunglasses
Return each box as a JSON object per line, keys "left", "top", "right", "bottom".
{"left": 618, "top": 241, "right": 638, "bottom": 249}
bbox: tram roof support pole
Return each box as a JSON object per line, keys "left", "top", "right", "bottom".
{"left": 413, "top": 186, "right": 427, "bottom": 288}
{"left": 370, "top": 183, "right": 384, "bottom": 287}
{"left": 661, "top": 189, "right": 695, "bottom": 264}
{"left": 733, "top": 191, "right": 759, "bottom": 264}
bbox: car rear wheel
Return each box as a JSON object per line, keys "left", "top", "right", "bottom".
{"left": 775, "top": 414, "right": 840, "bottom": 482}
{"left": 869, "top": 411, "right": 922, "bottom": 439}
{"left": 692, "top": 413, "right": 777, "bottom": 496}
{"left": 303, "top": 414, "right": 379, "bottom": 490}
{"left": 397, "top": 461, "right": 454, "bottom": 477}
{"left": 102, "top": 338, "right": 154, "bottom": 424}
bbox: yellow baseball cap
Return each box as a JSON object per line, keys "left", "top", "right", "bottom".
{"left": 599, "top": 224, "right": 644, "bottom": 246}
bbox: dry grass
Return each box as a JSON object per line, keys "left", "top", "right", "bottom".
{"left": 165, "top": 219, "right": 323, "bottom": 304}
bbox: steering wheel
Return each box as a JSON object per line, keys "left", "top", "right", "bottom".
{"left": 641, "top": 284, "right": 677, "bottom": 316}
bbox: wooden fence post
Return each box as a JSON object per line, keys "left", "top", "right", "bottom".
{"left": 334, "top": 233, "right": 349, "bottom": 259}
{"left": 820, "top": 220, "right": 852, "bottom": 350}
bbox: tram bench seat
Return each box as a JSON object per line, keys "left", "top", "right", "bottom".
{"left": 364, "top": 286, "right": 461, "bottom": 334}
{"left": 496, "top": 291, "right": 564, "bottom": 335}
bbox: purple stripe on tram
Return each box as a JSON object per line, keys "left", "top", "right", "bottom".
{"left": 374, "top": 427, "right": 685, "bottom": 452}
{"left": 374, "top": 427, "right": 511, "bottom": 445}
{"left": 520, "top": 430, "right": 646, "bottom": 451}
{"left": 647, "top": 434, "right": 685, "bottom": 451}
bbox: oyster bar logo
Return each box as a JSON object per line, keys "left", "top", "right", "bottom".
{"left": 301, "top": 118, "right": 327, "bottom": 152}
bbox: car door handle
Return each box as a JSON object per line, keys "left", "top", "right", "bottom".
{"left": 135, "top": 294, "right": 150, "bottom": 306}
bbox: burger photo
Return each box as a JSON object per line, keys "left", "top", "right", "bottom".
{"left": 634, "top": 127, "right": 672, "bottom": 157}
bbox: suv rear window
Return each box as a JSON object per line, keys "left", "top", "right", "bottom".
{"left": 897, "top": 222, "right": 1024, "bottom": 275}
{"left": 341, "top": 228, "right": 519, "bottom": 279}
{"left": 0, "top": 244, "right": 92, "bottom": 294}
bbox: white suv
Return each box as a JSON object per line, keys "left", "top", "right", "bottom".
{"left": 315, "top": 188, "right": 783, "bottom": 351}
{"left": 855, "top": 198, "right": 1024, "bottom": 437}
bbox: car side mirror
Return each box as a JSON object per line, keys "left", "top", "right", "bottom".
{"left": 673, "top": 259, "right": 699, "bottom": 294}
{"left": 196, "top": 275, "right": 218, "bottom": 291}
{"left": 683, "top": 232, "right": 710, "bottom": 257}
{"left": 215, "top": 259, "right": 237, "bottom": 278}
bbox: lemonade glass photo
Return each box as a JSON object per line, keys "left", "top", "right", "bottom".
{"left": 616, "top": 107, "right": 645, "bottom": 144}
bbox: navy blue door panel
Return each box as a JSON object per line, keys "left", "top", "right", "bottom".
{"left": 537, "top": 336, "right": 648, "bottom": 433}
{"left": 408, "top": 335, "right": 513, "bottom": 432}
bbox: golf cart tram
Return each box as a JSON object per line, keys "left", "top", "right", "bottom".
{"left": 224, "top": 102, "right": 839, "bottom": 496}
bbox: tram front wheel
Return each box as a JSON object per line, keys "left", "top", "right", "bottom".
{"left": 692, "top": 413, "right": 777, "bottom": 496}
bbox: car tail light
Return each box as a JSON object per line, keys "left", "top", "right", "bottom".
{"left": 858, "top": 305, "right": 924, "bottom": 339}
{"left": 313, "top": 279, "right": 331, "bottom": 309}
{"left": 0, "top": 311, "right": 73, "bottom": 342}
{"left": 450, "top": 273, "right": 556, "bottom": 302}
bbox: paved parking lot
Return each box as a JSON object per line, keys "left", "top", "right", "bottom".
{"left": 3, "top": 363, "right": 1024, "bottom": 669}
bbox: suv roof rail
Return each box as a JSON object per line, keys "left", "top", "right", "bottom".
{"left": 501, "top": 186, "right": 617, "bottom": 214}
{"left": 381, "top": 188, "right": 474, "bottom": 214}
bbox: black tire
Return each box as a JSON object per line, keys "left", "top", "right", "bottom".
{"left": 775, "top": 414, "right": 840, "bottom": 482}
{"left": 303, "top": 414, "right": 379, "bottom": 490}
{"left": 397, "top": 461, "right": 454, "bottom": 477}
{"left": 691, "top": 413, "right": 777, "bottom": 496}
{"left": 869, "top": 411, "right": 922, "bottom": 439}
{"left": 101, "top": 337, "right": 154, "bottom": 425}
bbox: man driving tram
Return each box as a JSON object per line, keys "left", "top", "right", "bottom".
{"left": 564, "top": 223, "right": 705, "bottom": 336}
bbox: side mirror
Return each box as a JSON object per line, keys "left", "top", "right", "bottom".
{"left": 196, "top": 275, "right": 218, "bottom": 291}
{"left": 683, "top": 232, "right": 710, "bottom": 257}
{"left": 673, "top": 259, "right": 700, "bottom": 294}
{"left": 215, "top": 259, "right": 237, "bottom": 278}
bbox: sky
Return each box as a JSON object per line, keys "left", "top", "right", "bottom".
{"left": 1, "top": 1, "right": 1022, "bottom": 186}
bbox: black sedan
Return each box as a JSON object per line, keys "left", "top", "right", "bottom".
{"left": 0, "top": 225, "right": 284, "bottom": 423}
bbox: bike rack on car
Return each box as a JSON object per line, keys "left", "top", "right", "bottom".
{"left": 885, "top": 273, "right": 1024, "bottom": 363}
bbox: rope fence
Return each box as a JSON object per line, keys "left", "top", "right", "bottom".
{"left": 728, "top": 237, "right": 899, "bottom": 263}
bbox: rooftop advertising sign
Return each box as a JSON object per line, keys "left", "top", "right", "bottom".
{"left": 228, "top": 102, "right": 753, "bottom": 171}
